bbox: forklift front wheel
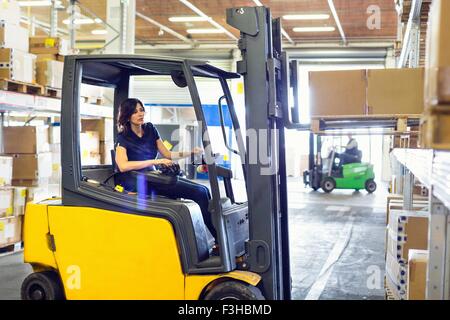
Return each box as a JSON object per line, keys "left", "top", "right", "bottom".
{"left": 321, "top": 178, "right": 336, "bottom": 193}
{"left": 203, "top": 280, "right": 265, "bottom": 300}
{"left": 21, "top": 271, "right": 65, "bottom": 300}
{"left": 365, "top": 179, "right": 377, "bottom": 194}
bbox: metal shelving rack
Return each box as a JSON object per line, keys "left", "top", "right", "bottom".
{"left": 392, "top": 148, "right": 450, "bottom": 300}
{"left": 0, "top": 90, "right": 113, "bottom": 118}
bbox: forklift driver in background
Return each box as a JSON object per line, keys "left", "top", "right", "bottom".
{"left": 114, "top": 98, "right": 217, "bottom": 239}
{"left": 337, "top": 134, "right": 362, "bottom": 166}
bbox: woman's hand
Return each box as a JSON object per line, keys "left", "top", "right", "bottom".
{"left": 192, "top": 147, "right": 203, "bottom": 155}
{"left": 157, "top": 158, "right": 174, "bottom": 166}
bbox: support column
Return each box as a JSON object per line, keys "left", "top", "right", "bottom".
{"left": 427, "top": 195, "right": 450, "bottom": 299}
{"left": 106, "top": 0, "right": 135, "bottom": 54}
{"left": 69, "top": 0, "right": 76, "bottom": 51}
{"left": 408, "top": 26, "right": 420, "bottom": 68}
{"left": 230, "top": 48, "right": 245, "bottom": 180}
{"left": 50, "top": 0, "right": 58, "bottom": 37}
{"left": 403, "top": 169, "right": 414, "bottom": 210}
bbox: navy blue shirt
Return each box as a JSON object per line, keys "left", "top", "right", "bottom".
{"left": 116, "top": 122, "right": 160, "bottom": 191}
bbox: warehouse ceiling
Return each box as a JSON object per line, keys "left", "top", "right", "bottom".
{"left": 22, "top": 0, "right": 398, "bottom": 47}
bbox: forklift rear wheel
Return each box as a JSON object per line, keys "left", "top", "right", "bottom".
{"left": 21, "top": 271, "right": 65, "bottom": 300}
{"left": 321, "top": 178, "right": 336, "bottom": 193}
{"left": 203, "top": 280, "right": 265, "bottom": 300}
{"left": 365, "top": 179, "right": 377, "bottom": 194}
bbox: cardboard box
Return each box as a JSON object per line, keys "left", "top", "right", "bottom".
{"left": 29, "top": 36, "right": 69, "bottom": 55}
{"left": 419, "top": 110, "right": 450, "bottom": 150}
{"left": 0, "top": 216, "right": 22, "bottom": 246}
{"left": 0, "top": 187, "right": 13, "bottom": 218}
{"left": 13, "top": 187, "right": 27, "bottom": 216}
{"left": 35, "top": 54, "right": 65, "bottom": 62}
{"left": 26, "top": 185, "right": 49, "bottom": 202}
{"left": 12, "top": 153, "right": 52, "bottom": 181}
{"left": 0, "top": 156, "right": 13, "bottom": 186}
{"left": 407, "top": 249, "right": 428, "bottom": 300}
{"left": 81, "top": 118, "right": 113, "bottom": 142}
{"left": 2, "top": 126, "right": 49, "bottom": 154}
{"left": 49, "top": 124, "right": 61, "bottom": 144}
{"left": 13, "top": 177, "right": 49, "bottom": 188}
{"left": 386, "top": 251, "right": 407, "bottom": 294}
{"left": 0, "top": 48, "right": 36, "bottom": 83}
{"left": 386, "top": 197, "right": 428, "bottom": 225}
{"left": 49, "top": 143, "right": 61, "bottom": 184}
{"left": 0, "top": 21, "right": 29, "bottom": 52}
{"left": 0, "top": 1, "right": 21, "bottom": 26}
{"left": 387, "top": 210, "right": 428, "bottom": 263}
{"left": 100, "top": 140, "right": 114, "bottom": 165}
{"left": 309, "top": 68, "right": 426, "bottom": 117}
{"left": 424, "top": 0, "right": 450, "bottom": 106}
{"left": 385, "top": 269, "right": 406, "bottom": 300}
{"left": 80, "top": 131, "right": 100, "bottom": 165}
{"left": 309, "top": 70, "right": 367, "bottom": 117}
{"left": 367, "top": 68, "right": 424, "bottom": 115}
{"left": 36, "top": 60, "right": 64, "bottom": 88}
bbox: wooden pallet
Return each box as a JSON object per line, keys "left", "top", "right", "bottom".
{"left": 311, "top": 114, "right": 422, "bottom": 135}
{"left": 385, "top": 286, "right": 397, "bottom": 300}
{"left": 419, "top": 107, "right": 450, "bottom": 150}
{"left": 81, "top": 95, "right": 104, "bottom": 105}
{"left": 43, "top": 86, "right": 62, "bottom": 99}
{"left": 384, "top": 277, "right": 400, "bottom": 300}
{"left": 0, "top": 242, "right": 23, "bottom": 257}
{"left": 0, "top": 78, "right": 44, "bottom": 95}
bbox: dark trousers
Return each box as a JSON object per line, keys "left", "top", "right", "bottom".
{"left": 145, "top": 179, "right": 216, "bottom": 239}
{"left": 338, "top": 152, "right": 358, "bottom": 166}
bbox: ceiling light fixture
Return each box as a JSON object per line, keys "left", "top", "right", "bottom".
{"left": 62, "top": 18, "right": 95, "bottom": 25}
{"left": 283, "top": 14, "right": 330, "bottom": 20}
{"left": 91, "top": 29, "right": 107, "bottom": 35}
{"left": 186, "top": 28, "right": 225, "bottom": 34}
{"left": 18, "top": 0, "right": 61, "bottom": 6}
{"left": 293, "top": 26, "right": 336, "bottom": 32}
{"left": 168, "top": 16, "right": 209, "bottom": 22}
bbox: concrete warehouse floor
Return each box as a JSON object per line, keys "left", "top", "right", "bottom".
{"left": 0, "top": 178, "right": 387, "bottom": 300}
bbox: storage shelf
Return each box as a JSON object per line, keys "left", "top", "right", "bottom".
{"left": 0, "top": 89, "right": 113, "bottom": 118}
{"left": 432, "top": 151, "right": 450, "bottom": 210}
{"left": 392, "top": 148, "right": 450, "bottom": 210}
{"left": 392, "top": 148, "right": 433, "bottom": 189}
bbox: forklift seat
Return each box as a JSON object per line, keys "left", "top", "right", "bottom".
{"left": 106, "top": 149, "right": 214, "bottom": 261}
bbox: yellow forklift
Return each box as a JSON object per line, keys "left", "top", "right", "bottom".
{"left": 21, "top": 6, "right": 304, "bottom": 300}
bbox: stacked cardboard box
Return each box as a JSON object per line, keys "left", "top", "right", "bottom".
{"left": 424, "top": 0, "right": 450, "bottom": 107}
{"left": 309, "top": 68, "right": 425, "bottom": 117}
{"left": 81, "top": 118, "right": 114, "bottom": 165}
{"left": 0, "top": 154, "right": 26, "bottom": 247}
{"left": 407, "top": 249, "right": 428, "bottom": 300}
{"left": 385, "top": 209, "right": 428, "bottom": 299}
{"left": 0, "top": 13, "right": 36, "bottom": 83}
{"left": 29, "top": 36, "right": 69, "bottom": 56}
{"left": 29, "top": 36, "right": 67, "bottom": 89}
{"left": 36, "top": 60, "right": 64, "bottom": 89}
{"left": 0, "top": 0, "right": 21, "bottom": 26}
{"left": 0, "top": 216, "right": 22, "bottom": 247}
{"left": 80, "top": 131, "right": 101, "bottom": 165}
{"left": 0, "top": 1, "right": 36, "bottom": 84}
{"left": 419, "top": 0, "right": 450, "bottom": 149}
{"left": 2, "top": 126, "right": 52, "bottom": 202}
{"left": 49, "top": 125, "right": 61, "bottom": 185}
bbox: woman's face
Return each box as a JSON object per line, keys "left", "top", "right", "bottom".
{"left": 130, "top": 103, "right": 145, "bottom": 126}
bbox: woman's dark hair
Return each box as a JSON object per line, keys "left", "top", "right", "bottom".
{"left": 117, "top": 98, "right": 144, "bottom": 134}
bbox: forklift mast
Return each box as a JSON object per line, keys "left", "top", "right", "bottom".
{"left": 227, "top": 6, "right": 301, "bottom": 300}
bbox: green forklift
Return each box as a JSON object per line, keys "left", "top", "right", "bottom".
{"left": 303, "top": 135, "right": 377, "bottom": 193}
